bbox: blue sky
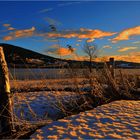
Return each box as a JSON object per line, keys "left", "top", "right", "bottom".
{"left": 0, "top": 1, "right": 140, "bottom": 62}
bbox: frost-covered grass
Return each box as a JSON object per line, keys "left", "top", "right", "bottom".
{"left": 31, "top": 100, "right": 140, "bottom": 139}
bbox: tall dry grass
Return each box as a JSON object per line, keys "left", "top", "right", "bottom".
{"left": 2, "top": 63, "right": 140, "bottom": 138}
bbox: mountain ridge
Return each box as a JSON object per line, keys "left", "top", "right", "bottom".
{"left": 0, "top": 43, "right": 61, "bottom": 68}
{"left": 0, "top": 43, "right": 139, "bottom": 68}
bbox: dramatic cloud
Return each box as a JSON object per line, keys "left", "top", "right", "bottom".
{"left": 103, "top": 45, "right": 112, "bottom": 49}
{"left": 118, "top": 46, "right": 137, "bottom": 52}
{"left": 46, "top": 28, "right": 116, "bottom": 42}
{"left": 47, "top": 47, "right": 76, "bottom": 56}
{"left": 3, "top": 27, "right": 35, "bottom": 41}
{"left": 111, "top": 26, "right": 140, "bottom": 43}
{"left": 57, "top": 48, "right": 76, "bottom": 56}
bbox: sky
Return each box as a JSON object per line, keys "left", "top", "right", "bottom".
{"left": 0, "top": 1, "right": 140, "bottom": 62}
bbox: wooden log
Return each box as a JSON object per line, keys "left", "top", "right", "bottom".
{"left": 0, "top": 47, "right": 15, "bottom": 133}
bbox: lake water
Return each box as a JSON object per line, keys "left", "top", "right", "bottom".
{"left": 9, "top": 68, "right": 140, "bottom": 80}
{"left": 9, "top": 68, "right": 87, "bottom": 80}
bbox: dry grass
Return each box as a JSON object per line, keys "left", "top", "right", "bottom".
{"left": 12, "top": 65, "right": 140, "bottom": 118}
{"left": 1, "top": 65, "right": 140, "bottom": 138}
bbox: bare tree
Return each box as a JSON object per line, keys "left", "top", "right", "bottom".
{"left": 83, "top": 41, "right": 98, "bottom": 72}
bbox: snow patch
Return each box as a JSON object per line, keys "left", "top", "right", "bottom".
{"left": 31, "top": 100, "right": 140, "bottom": 139}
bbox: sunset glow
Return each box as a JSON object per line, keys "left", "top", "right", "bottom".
{"left": 0, "top": 1, "right": 140, "bottom": 62}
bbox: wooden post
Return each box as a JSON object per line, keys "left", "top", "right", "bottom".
{"left": 109, "top": 57, "right": 115, "bottom": 78}
{"left": 0, "top": 47, "right": 15, "bottom": 133}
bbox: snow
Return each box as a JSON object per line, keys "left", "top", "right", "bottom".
{"left": 30, "top": 100, "right": 140, "bottom": 139}
{"left": 14, "top": 91, "right": 81, "bottom": 121}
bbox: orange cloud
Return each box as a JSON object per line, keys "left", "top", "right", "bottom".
{"left": 118, "top": 46, "right": 137, "bottom": 52}
{"left": 57, "top": 48, "right": 76, "bottom": 56}
{"left": 65, "top": 51, "right": 140, "bottom": 63}
{"left": 49, "top": 44, "right": 60, "bottom": 49}
{"left": 2, "top": 23, "right": 16, "bottom": 31}
{"left": 3, "top": 27, "right": 35, "bottom": 41}
{"left": 94, "top": 52, "right": 140, "bottom": 63}
{"left": 47, "top": 47, "right": 76, "bottom": 56}
{"left": 3, "top": 24, "right": 11, "bottom": 27}
{"left": 66, "top": 55, "right": 88, "bottom": 61}
{"left": 3, "top": 36, "right": 13, "bottom": 41}
{"left": 47, "top": 28, "right": 116, "bottom": 42}
{"left": 111, "top": 26, "right": 140, "bottom": 43}
{"left": 7, "top": 27, "right": 15, "bottom": 31}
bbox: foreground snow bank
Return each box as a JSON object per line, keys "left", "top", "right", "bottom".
{"left": 31, "top": 100, "right": 140, "bottom": 139}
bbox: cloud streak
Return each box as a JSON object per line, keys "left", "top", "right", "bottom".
{"left": 46, "top": 28, "right": 116, "bottom": 42}
{"left": 3, "top": 27, "right": 35, "bottom": 41}
{"left": 132, "top": 41, "right": 140, "bottom": 44}
{"left": 3, "top": 24, "right": 11, "bottom": 27}
{"left": 111, "top": 26, "right": 140, "bottom": 43}
{"left": 103, "top": 45, "right": 112, "bottom": 49}
{"left": 39, "top": 2, "right": 82, "bottom": 14}
{"left": 7, "top": 27, "right": 15, "bottom": 31}
{"left": 96, "top": 53, "right": 140, "bottom": 63}
{"left": 118, "top": 46, "right": 137, "bottom": 52}
{"left": 64, "top": 49, "right": 140, "bottom": 63}
{"left": 39, "top": 8, "right": 53, "bottom": 13}
{"left": 57, "top": 2, "right": 81, "bottom": 7}
{"left": 44, "top": 17, "right": 62, "bottom": 26}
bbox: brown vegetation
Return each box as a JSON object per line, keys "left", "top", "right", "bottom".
{"left": 1, "top": 62, "right": 140, "bottom": 139}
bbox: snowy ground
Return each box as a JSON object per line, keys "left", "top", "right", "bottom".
{"left": 31, "top": 100, "right": 140, "bottom": 139}
{"left": 14, "top": 91, "right": 82, "bottom": 121}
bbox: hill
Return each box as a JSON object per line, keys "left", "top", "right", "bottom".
{"left": 0, "top": 43, "right": 99, "bottom": 68}
{"left": 0, "top": 43, "right": 140, "bottom": 68}
{"left": 0, "top": 43, "right": 62, "bottom": 68}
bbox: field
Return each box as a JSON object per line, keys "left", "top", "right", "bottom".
{"left": 1, "top": 67, "right": 140, "bottom": 139}
{"left": 9, "top": 68, "right": 140, "bottom": 80}
{"left": 1, "top": 1, "right": 140, "bottom": 139}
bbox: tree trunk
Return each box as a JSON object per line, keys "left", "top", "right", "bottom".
{"left": 0, "top": 47, "right": 15, "bottom": 133}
